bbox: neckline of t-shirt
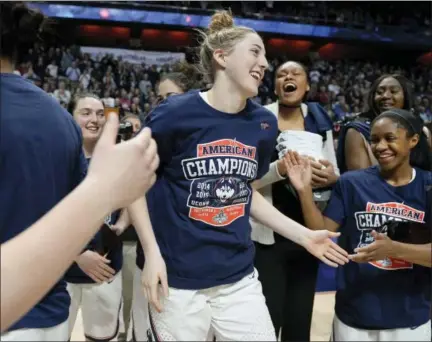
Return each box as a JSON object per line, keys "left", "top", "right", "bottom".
{"left": 197, "top": 90, "right": 250, "bottom": 118}
{"left": 374, "top": 166, "right": 417, "bottom": 189}
{"left": 0, "top": 72, "right": 22, "bottom": 79}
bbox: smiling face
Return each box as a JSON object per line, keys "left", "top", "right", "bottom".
{"left": 374, "top": 77, "right": 405, "bottom": 113}
{"left": 370, "top": 117, "right": 419, "bottom": 172}
{"left": 275, "top": 61, "right": 310, "bottom": 106}
{"left": 73, "top": 97, "right": 106, "bottom": 143}
{"left": 219, "top": 32, "right": 268, "bottom": 98}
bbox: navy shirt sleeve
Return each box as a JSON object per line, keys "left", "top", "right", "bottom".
{"left": 69, "top": 123, "right": 88, "bottom": 190}
{"left": 323, "top": 177, "right": 347, "bottom": 225}
{"left": 75, "top": 149, "right": 88, "bottom": 186}
{"left": 146, "top": 100, "right": 175, "bottom": 167}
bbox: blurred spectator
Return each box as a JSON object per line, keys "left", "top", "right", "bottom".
{"left": 46, "top": 60, "right": 59, "bottom": 79}
{"left": 328, "top": 79, "right": 341, "bottom": 96}
{"left": 54, "top": 81, "right": 71, "bottom": 107}
{"left": 332, "top": 94, "right": 350, "bottom": 121}
{"left": 139, "top": 73, "right": 152, "bottom": 97}
{"left": 61, "top": 47, "right": 74, "bottom": 71}
{"left": 101, "top": 90, "right": 115, "bottom": 108}
{"left": 23, "top": 65, "right": 41, "bottom": 85}
{"left": 79, "top": 69, "right": 91, "bottom": 90}
{"left": 66, "top": 61, "right": 81, "bottom": 82}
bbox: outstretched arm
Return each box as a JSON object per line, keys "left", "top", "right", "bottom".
{"left": 1, "top": 114, "right": 158, "bottom": 332}
{"left": 250, "top": 189, "right": 348, "bottom": 267}
{"left": 0, "top": 180, "right": 110, "bottom": 332}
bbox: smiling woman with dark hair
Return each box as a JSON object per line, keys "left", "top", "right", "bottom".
{"left": 285, "top": 108, "right": 431, "bottom": 341}
{"left": 251, "top": 60, "right": 340, "bottom": 342}
{"left": 337, "top": 73, "right": 431, "bottom": 174}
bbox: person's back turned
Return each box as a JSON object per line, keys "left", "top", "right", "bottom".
{"left": 0, "top": 74, "right": 86, "bottom": 335}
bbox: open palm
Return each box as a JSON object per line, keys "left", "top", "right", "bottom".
{"left": 283, "top": 150, "right": 312, "bottom": 191}
{"left": 304, "top": 230, "right": 349, "bottom": 267}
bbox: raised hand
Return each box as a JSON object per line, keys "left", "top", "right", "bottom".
{"left": 283, "top": 150, "right": 312, "bottom": 191}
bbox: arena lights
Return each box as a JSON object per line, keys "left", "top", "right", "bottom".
{"left": 100, "top": 8, "right": 110, "bottom": 19}
{"left": 27, "top": 3, "right": 431, "bottom": 48}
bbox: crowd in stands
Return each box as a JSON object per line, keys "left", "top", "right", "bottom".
{"left": 16, "top": 42, "right": 432, "bottom": 126}
{"left": 105, "top": 1, "right": 431, "bottom": 33}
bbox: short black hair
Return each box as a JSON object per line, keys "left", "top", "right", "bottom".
{"left": 274, "top": 60, "right": 310, "bottom": 102}
{"left": 372, "top": 108, "right": 431, "bottom": 171}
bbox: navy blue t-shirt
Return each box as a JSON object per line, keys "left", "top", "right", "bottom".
{"left": 65, "top": 208, "right": 123, "bottom": 283}
{"left": 0, "top": 74, "right": 87, "bottom": 330}
{"left": 136, "top": 90, "right": 278, "bottom": 289}
{"left": 65, "top": 157, "right": 123, "bottom": 284}
{"left": 324, "top": 166, "right": 431, "bottom": 329}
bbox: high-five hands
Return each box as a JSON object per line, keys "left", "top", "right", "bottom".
{"left": 282, "top": 150, "right": 312, "bottom": 191}
{"left": 283, "top": 150, "right": 349, "bottom": 267}
{"left": 303, "top": 230, "right": 349, "bottom": 267}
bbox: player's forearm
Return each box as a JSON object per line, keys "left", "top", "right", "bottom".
{"left": 297, "top": 186, "right": 326, "bottom": 230}
{"left": 0, "top": 178, "right": 111, "bottom": 332}
{"left": 390, "top": 242, "right": 431, "bottom": 268}
{"left": 250, "top": 189, "right": 308, "bottom": 246}
{"left": 115, "top": 208, "right": 130, "bottom": 229}
{"left": 252, "top": 161, "right": 285, "bottom": 190}
{"left": 127, "top": 196, "right": 161, "bottom": 257}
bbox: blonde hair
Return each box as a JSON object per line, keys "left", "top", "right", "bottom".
{"left": 198, "top": 10, "right": 257, "bottom": 84}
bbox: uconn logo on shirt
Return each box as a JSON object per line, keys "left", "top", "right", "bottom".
{"left": 181, "top": 139, "right": 258, "bottom": 227}
{"left": 354, "top": 202, "right": 425, "bottom": 270}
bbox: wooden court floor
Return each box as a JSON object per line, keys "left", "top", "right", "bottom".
{"left": 71, "top": 291, "right": 336, "bottom": 341}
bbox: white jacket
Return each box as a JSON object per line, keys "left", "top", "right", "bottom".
{"left": 250, "top": 102, "right": 339, "bottom": 245}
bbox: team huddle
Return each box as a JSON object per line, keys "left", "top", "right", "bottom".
{"left": 1, "top": 4, "right": 431, "bottom": 342}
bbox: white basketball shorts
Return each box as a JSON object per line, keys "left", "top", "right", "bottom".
{"left": 67, "top": 270, "right": 123, "bottom": 341}
{"left": 147, "top": 268, "right": 276, "bottom": 341}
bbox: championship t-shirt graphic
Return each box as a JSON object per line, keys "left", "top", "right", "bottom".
{"left": 354, "top": 201, "right": 425, "bottom": 270}
{"left": 181, "top": 139, "right": 258, "bottom": 226}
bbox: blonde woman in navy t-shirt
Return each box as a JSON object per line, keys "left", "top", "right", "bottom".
{"left": 127, "top": 10, "right": 349, "bottom": 341}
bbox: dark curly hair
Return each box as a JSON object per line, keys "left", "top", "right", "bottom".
{"left": 0, "top": 2, "right": 54, "bottom": 63}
